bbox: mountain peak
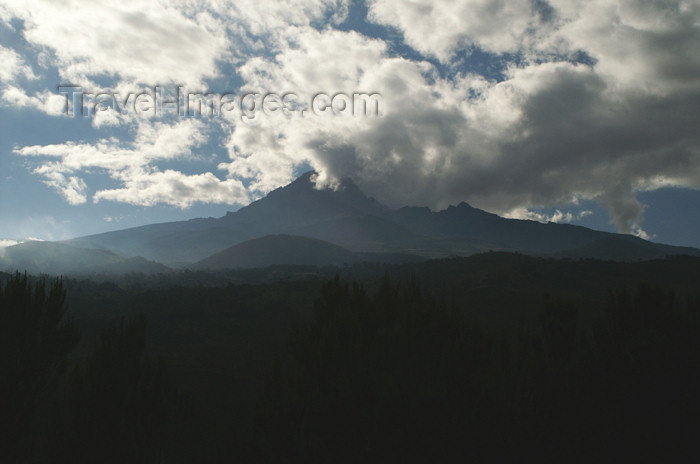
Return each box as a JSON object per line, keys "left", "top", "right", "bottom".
{"left": 278, "top": 171, "right": 363, "bottom": 197}
{"left": 220, "top": 171, "right": 385, "bottom": 235}
{"left": 285, "top": 170, "right": 317, "bottom": 189}
{"left": 253, "top": 171, "right": 383, "bottom": 214}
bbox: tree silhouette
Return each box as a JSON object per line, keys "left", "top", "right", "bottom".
{"left": 52, "top": 313, "right": 171, "bottom": 464}
{"left": 0, "top": 272, "right": 80, "bottom": 462}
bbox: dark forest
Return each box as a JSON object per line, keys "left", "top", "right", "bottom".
{"left": 2, "top": 253, "right": 700, "bottom": 462}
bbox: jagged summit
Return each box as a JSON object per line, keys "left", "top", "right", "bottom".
{"left": 244, "top": 170, "right": 384, "bottom": 214}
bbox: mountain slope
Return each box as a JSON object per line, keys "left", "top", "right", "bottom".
{"left": 65, "top": 172, "right": 393, "bottom": 264}
{"left": 388, "top": 203, "right": 698, "bottom": 258}
{"left": 194, "top": 235, "right": 423, "bottom": 269}
{"left": 62, "top": 171, "right": 700, "bottom": 266}
{"left": 194, "top": 235, "right": 359, "bottom": 269}
{"left": 0, "top": 241, "right": 170, "bottom": 275}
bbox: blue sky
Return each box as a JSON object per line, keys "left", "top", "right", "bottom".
{"left": 1, "top": 0, "right": 700, "bottom": 248}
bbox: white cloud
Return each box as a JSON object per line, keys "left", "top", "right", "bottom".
{"left": 203, "top": 0, "right": 348, "bottom": 36}
{"left": 0, "top": 4, "right": 11, "bottom": 25}
{"left": 15, "top": 118, "right": 248, "bottom": 208}
{"left": 16, "top": 119, "right": 209, "bottom": 171}
{"left": 93, "top": 168, "right": 249, "bottom": 207}
{"left": 92, "top": 107, "right": 123, "bottom": 128}
{"left": 548, "top": 0, "right": 700, "bottom": 94}
{"left": 219, "top": 27, "right": 397, "bottom": 192}
{"left": 220, "top": 26, "right": 522, "bottom": 206}
{"left": 505, "top": 208, "right": 592, "bottom": 224}
{"left": 368, "top": 0, "right": 542, "bottom": 61}
{"left": 0, "top": 45, "right": 36, "bottom": 82}
{"left": 1, "top": 0, "right": 228, "bottom": 86}
{"left": 0, "top": 46, "right": 65, "bottom": 114}
{"left": 1, "top": 85, "right": 66, "bottom": 115}
{"left": 1, "top": 0, "right": 350, "bottom": 125}
{"left": 1, "top": 0, "right": 348, "bottom": 88}
{"left": 0, "top": 239, "right": 22, "bottom": 249}
{"left": 224, "top": 3, "right": 700, "bottom": 236}
{"left": 32, "top": 164, "right": 88, "bottom": 205}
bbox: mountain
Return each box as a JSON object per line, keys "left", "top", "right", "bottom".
{"left": 66, "top": 172, "right": 420, "bottom": 264}
{"left": 0, "top": 241, "right": 170, "bottom": 276}
{"left": 63, "top": 171, "right": 700, "bottom": 267}
{"left": 194, "top": 234, "right": 423, "bottom": 270}
{"left": 386, "top": 203, "right": 700, "bottom": 258}
{"left": 194, "top": 235, "right": 355, "bottom": 269}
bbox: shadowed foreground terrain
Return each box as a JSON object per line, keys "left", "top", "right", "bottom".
{"left": 2, "top": 253, "right": 700, "bottom": 462}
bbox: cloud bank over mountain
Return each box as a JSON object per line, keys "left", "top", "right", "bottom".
{"left": 2, "top": 0, "right": 700, "bottom": 238}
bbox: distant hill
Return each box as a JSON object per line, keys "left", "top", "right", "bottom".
{"left": 550, "top": 234, "right": 700, "bottom": 261}
{"left": 59, "top": 171, "right": 700, "bottom": 267}
{"left": 194, "top": 234, "right": 423, "bottom": 270}
{"left": 0, "top": 241, "right": 170, "bottom": 276}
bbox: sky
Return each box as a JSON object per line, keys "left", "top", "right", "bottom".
{"left": 1, "top": 0, "right": 700, "bottom": 248}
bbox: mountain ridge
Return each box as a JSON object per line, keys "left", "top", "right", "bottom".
{"left": 51, "top": 170, "right": 700, "bottom": 269}
{"left": 0, "top": 241, "right": 170, "bottom": 276}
